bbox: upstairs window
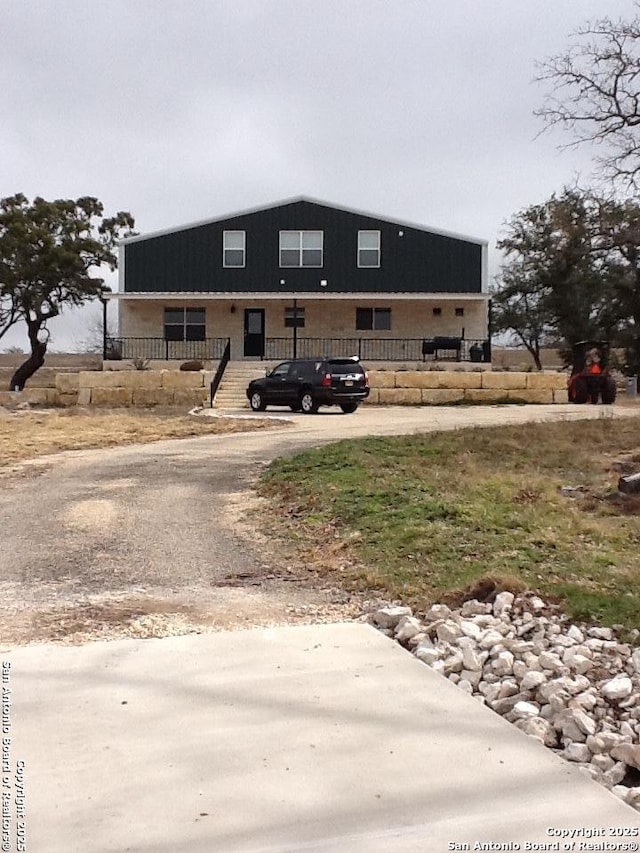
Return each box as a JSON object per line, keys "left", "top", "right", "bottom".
{"left": 223, "top": 231, "right": 245, "bottom": 267}
{"left": 164, "top": 308, "right": 206, "bottom": 341}
{"left": 356, "top": 307, "right": 391, "bottom": 331}
{"left": 280, "top": 231, "right": 323, "bottom": 267}
{"left": 358, "top": 230, "right": 380, "bottom": 267}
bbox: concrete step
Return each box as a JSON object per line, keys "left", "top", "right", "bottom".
{"left": 212, "top": 361, "right": 278, "bottom": 409}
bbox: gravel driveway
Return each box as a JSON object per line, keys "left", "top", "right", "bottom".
{"left": 2, "top": 403, "right": 638, "bottom": 645}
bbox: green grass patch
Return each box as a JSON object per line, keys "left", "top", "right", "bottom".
{"left": 259, "top": 418, "right": 640, "bottom": 627}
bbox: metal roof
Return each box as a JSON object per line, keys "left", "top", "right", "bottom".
{"left": 120, "top": 195, "right": 488, "bottom": 247}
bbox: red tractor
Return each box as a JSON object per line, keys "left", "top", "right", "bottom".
{"left": 567, "top": 341, "right": 617, "bottom": 404}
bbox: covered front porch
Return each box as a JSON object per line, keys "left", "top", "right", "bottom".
{"left": 104, "top": 292, "right": 491, "bottom": 363}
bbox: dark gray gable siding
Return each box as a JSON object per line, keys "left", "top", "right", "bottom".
{"left": 124, "top": 200, "right": 482, "bottom": 294}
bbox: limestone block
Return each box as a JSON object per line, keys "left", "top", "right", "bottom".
{"left": 441, "top": 371, "right": 483, "bottom": 390}
{"left": 27, "top": 368, "right": 57, "bottom": 388}
{"left": 172, "top": 389, "right": 209, "bottom": 406}
{"left": 506, "top": 390, "right": 554, "bottom": 404}
{"left": 526, "top": 372, "right": 567, "bottom": 390}
{"left": 161, "top": 371, "right": 205, "bottom": 389}
{"left": 77, "top": 388, "right": 92, "bottom": 406}
{"left": 464, "top": 389, "right": 510, "bottom": 404}
{"left": 132, "top": 389, "right": 170, "bottom": 407}
{"left": 0, "top": 392, "right": 20, "bottom": 406}
{"left": 91, "top": 387, "right": 133, "bottom": 407}
{"left": 78, "top": 371, "right": 127, "bottom": 389}
{"left": 55, "top": 373, "right": 79, "bottom": 392}
{"left": 115, "top": 371, "right": 163, "bottom": 390}
{"left": 482, "top": 372, "right": 528, "bottom": 390}
{"left": 394, "top": 371, "right": 440, "bottom": 389}
{"left": 421, "top": 389, "right": 465, "bottom": 405}
{"left": 377, "top": 388, "right": 422, "bottom": 405}
{"left": 553, "top": 389, "right": 569, "bottom": 404}
{"left": 22, "top": 388, "right": 56, "bottom": 405}
{"left": 57, "top": 392, "right": 79, "bottom": 407}
{"left": 362, "top": 389, "right": 380, "bottom": 404}
{"left": 368, "top": 370, "right": 396, "bottom": 388}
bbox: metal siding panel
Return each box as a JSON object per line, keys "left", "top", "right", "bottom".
{"left": 123, "top": 199, "right": 482, "bottom": 294}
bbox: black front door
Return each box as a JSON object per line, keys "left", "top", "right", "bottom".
{"left": 244, "top": 308, "right": 265, "bottom": 357}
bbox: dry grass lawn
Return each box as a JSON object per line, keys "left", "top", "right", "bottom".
{"left": 0, "top": 408, "right": 287, "bottom": 466}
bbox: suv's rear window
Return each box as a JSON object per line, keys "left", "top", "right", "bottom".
{"left": 326, "top": 361, "right": 365, "bottom": 376}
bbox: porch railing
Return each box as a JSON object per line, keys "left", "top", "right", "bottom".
{"left": 104, "top": 337, "right": 230, "bottom": 361}
{"left": 103, "top": 336, "right": 492, "bottom": 363}
{"left": 263, "top": 337, "right": 491, "bottom": 363}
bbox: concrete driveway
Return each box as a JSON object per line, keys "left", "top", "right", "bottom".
{"left": 7, "top": 623, "right": 640, "bottom": 852}
{"left": 1, "top": 403, "right": 639, "bottom": 644}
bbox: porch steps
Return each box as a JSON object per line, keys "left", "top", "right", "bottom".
{"left": 212, "top": 361, "right": 278, "bottom": 409}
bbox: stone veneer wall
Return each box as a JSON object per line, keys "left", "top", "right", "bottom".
{"left": 0, "top": 368, "right": 570, "bottom": 408}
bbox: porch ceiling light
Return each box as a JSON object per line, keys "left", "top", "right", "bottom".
{"left": 320, "top": 279, "right": 327, "bottom": 287}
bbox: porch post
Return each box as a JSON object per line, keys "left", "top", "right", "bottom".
{"left": 101, "top": 293, "right": 108, "bottom": 360}
{"left": 485, "top": 298, "right": 493, "bottom": 363}
{"left": 292, "top": 298, "right": 298, "bottom": 359}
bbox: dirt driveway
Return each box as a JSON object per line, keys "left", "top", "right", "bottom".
{"left": 2, "top": 403, "right": 639, "bottom": 645}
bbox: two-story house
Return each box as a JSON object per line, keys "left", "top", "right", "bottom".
{"left": 108, "top": 196, "right": 490, "bottom": 363}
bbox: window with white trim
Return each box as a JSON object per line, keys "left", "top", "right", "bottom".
{"left": 358, "top": 230, "right": 380, "bottom": 267}
{"left": 164, "top": 308, "right": 206, "bottom": 341}
{"left": 223, "top": 231, "right": 245, "bottom": 267}
{"left": 279, "top": 231, "right": 323, "bottom": 267}
{"left": 355, "top": 307, "right": 391, "bottom": 331}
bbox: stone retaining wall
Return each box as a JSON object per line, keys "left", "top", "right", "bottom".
{"left": 0, "top": 370, "right": 211, "bottom": 408}
{"left": 364, "top": 369, "right": 569, "bottom": 405}
{"left": 0, "top": 368, "right": 570, "bottom": 408}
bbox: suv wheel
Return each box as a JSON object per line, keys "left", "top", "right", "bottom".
{"left": 249, "top": 391, "right": 267, "bottom": 411}
{"left": 340, "top": 402, "right": 358, "bottom": 414}
{"left": 300, "top": 391, "right": 318, "bottom": 414}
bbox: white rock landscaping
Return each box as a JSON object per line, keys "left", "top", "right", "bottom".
{"left": 371, "top": 595, "right": 640, "bottom": 811}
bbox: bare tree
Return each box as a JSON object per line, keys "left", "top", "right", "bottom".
{"left": 536, "top": 6, "right": 640, "bottom": 189}
{"left": 75, "top": 304, "right": 117, "bottom": 354}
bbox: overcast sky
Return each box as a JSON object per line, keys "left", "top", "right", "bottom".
{"left": 2, "top": 0, "right": 637, "bottom": 351}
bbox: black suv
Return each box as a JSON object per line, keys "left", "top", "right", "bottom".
{"left": 246, "top": 357, "right": 370, "bottom": 414}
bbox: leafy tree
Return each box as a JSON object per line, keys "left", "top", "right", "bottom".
{"left": 493, "top": 189, "right": 609, "bottom": 368}
{"left": 0, "top": 194, "right": 134, "bottom": 390}
{"left": 594, "top": 195, "right": 640, "bottom": 374}
{"left": 491, "top": 224, "right": 552, "bottom": 371}
{"left": 536, "top": 6, "right": 640, "bottom": 189}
